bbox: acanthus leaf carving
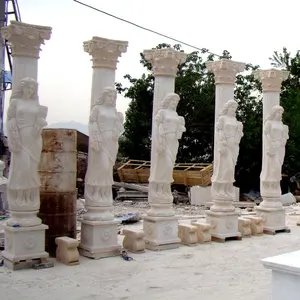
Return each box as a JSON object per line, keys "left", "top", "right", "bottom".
{"left": 1, "top": 21, "right": 52, "bottom": 59}
{"left": 83, "top": 36, "right": 128, "bottom": 69}
{"left": 143, "top": 48, "right": 187, "bottom": 77}
{"left": 205, "top": 59, "right": 245, "bottom": 85}
{"left": 253, "top": 69, "right": 289, "bottom": 92}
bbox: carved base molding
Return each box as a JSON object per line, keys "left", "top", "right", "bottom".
{"left": 143, "top": 216, "right": 180, "bottom": 251}
{"left": 1, "top": 224, "right": 49, "bottom": 270}
{"left": 205, "top": 210, "right": 241, "bottom": 241}
{"left": 255, "top": 206, "right": 288, "bottom": 233}
{"left": 79, "top": 219, "right": 120, "bottom": 259}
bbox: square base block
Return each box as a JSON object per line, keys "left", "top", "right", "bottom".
{"left": 79, "top": 219, "right": 121, "bottom": 259}
{"left": 255, "top": 206, "right": 289, "bottom": 234}
{"left": 205, "top": 210, "right": 241, "bottom": 242}
{"left": 1, "top": 224, "right": 49, "bottom": 270}
{"left": 143, "top": 216, "right": 180, "bottom": 251}
{"left": 262, "top": 250, "right": 300, "bottom": 300}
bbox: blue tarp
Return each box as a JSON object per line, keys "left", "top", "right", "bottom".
{"left": 3, "top": 70, "right": 11, "bottom": 84}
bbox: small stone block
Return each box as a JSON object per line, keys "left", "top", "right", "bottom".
{"left": 122, "top": 229, "right": 145, "bottom": 253}
{"left": 243, "top": 216, "right": 264, "bottom": 235}
{"left": 238, "top": 217, "right": 252, "bottom": 237}
{"left": 191, "top": 221, "right": 212, "bottom": 243}
{"left": 178, "top": 224, "right": 198, "bottom": 246}
{"left": 55, "top": 236, "right": 79, "bottom": 266}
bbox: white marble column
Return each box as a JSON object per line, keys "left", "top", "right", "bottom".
{"left": 1, "top": 21, "right": 52, "bottom": 94}
{"left": 253, "top": 69, "right": 290, "bottom": 234}
{"left": 205, "top": 59, "right": 246, "bottom": 241}
{"left": 79, "top": 36, "right": 128, "bottom": 259}
{"left": 142, "top": 48, "right": 187, "bottom": 250}
{"left": 83, "top": 36, "right": 128, "bottom": 109}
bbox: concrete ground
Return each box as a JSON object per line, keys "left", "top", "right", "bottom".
{"left": 1, "top": 212, "right": 300, "bottom": 300}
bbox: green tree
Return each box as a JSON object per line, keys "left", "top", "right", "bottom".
{"left": 117, "top": 45, "right": 264, "bottom": 192}
{"left": 116, "top": 43, "right": 217, "bottom": 162}
{"left": 234, "top": 64, "right": 263, "bottom": 191}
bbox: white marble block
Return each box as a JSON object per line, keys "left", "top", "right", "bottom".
{"left": 238, "top": 217, "right": 251, "bottom": 237}
{"left": 143, "top": 216, "right": 180, "bottom": 251}
{"left": 190, "top": 186, "right": 211, "bottom": 205}
{"left": 2, "top": 224, "right": 48, "bottom": 268}
{"left": 243, "top": 216, "right": 264, "bottom": 235}
{"left": 79, "top": 220, "right": 120, "bottom": 259}
{"left": 122, "top": 229, "right": 145, "bottom": 253}
{"left": 178, "top": 224, "right": 198, "bottom": 246}
{"left": 262, "top": 250, "right": 300, "bottom": 300}
{"left": 190, "top": 221, "right": 212, "bottom": 243}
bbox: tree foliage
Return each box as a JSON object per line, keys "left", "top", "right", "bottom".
{"left": 116, "top": 44, "right": 279, "bottom": 192}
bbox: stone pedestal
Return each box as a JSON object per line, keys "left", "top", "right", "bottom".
{"left": 80, "top": 37, "right": 128, "bottom": 259}
{"left": 143, "top": 48, "right": 187, "bottom": 250}
{"left": 255, "top": 206, "right": 288, "bottom": 234}
{"left": 143, "top": 216, "right": 180, "bottom": 250}
{"left": 262, "top": 250, "right": 300, "bottom": 300}
{"left": 1, "top": 21, "right": 52, "bottom": 94}
{"left": 79, "top": 220, "right": 120, "bottom": 259}
{"left": 206, "top": 210, "right": 241, "bottom": 242}
{"left": 1, "top": 224, "right": 49, "bottom": 270}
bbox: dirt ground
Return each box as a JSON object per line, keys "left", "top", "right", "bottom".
{"left": 1, "top": 203, "right": 300, "bottom": 300}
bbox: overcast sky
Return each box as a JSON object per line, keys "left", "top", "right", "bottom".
{"left": 4, "top": 0, "right": 300, "bottom": 125}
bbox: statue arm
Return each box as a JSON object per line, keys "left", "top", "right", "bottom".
{"left": 264, "top": 121, "right": 274, "bottom": 156}
{"left": 236, "top": 121, "right": 244, "bottom": 143}
{"left": 177, "top": 116, "right": 186, "bottom": 139}
{"left": 216, "top": 116, "right": 226, "bottom": 143}
{"left": 7, "top": 99, "right": 21, "bottom": 152}
{"left": 282, "top": 125, "right": 289, "bottom": 146}
{"left": 89, "top": 106, "right": 102, "bottom": 151}
{"left": 155, "top": 110, "right": 165, "bottom": 152}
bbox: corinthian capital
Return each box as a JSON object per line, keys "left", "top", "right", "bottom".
{"left": 83, "top": 36, "right": 128, "bottom": 69}
{"left": 206, "top": 59, "right": 245, "bottom": 85}
{"left": 143, "top": 48, "right": 187, "bottom": 77}
{"left": 1, "top": 21, "right": 52, "bottom": 59}
{"left": 253, "top": 69, "right": 289, "bottom": 92}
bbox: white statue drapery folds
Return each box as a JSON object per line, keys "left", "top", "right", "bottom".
{"left": 260, "top": 105, "right": 289, "bottom": 198}
{"left": 84, "top": 86, "right": 124, "bottom": 217}
{"left": 211, "top": 99, "right": 243, "bottom": 204}
{"left": 148, "top": 93, "right": 185, "bottom": 210}
{"left": 6, "top": 77, "right": 48, "bottom": 226}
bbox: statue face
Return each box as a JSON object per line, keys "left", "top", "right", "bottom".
{"left": 274, "top": 110, "right": 282, "bottom": 121}
{"left": 228, "top": 105, "right": 237, "bottom": 116}
{"left": 23, "top": 83, "right": 35, "bottom": 99}
{"left": 168, "top": 97, "right": 178, "bottom": 110}
{"left": 105, "top": 90, "right": 116, "bottom": 106}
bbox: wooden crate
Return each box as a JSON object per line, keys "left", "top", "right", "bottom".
{"left": 117, "top": 160, "right": 213, "bottom": 187}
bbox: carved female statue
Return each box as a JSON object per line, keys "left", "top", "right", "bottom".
{"left": 6, "top": 77, "right": 48, "bottom": 225}
{"left": 149, "top": 93, "right": 186, "bottom": 198}
{"left": 260, "top": 105, "right": 288, "bottom": 193}
{"left": 85, "top": 87, "right": 124, "bottom": 208}
{"left": 211, "top": 100, "right": 243, "bottom": 199}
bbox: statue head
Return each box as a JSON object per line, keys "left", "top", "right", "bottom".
{"left": 11, "top": 77, "right": 38, "bottom": 102}
{"left": 97, "top": 87, "right": 117, "bottom": 107}
{"left": 160, "top": 93, "right": 180, "bottom": 110}
{"left": 265, "top": 105, "right": 284, "bottom": 123}
{"left": 220, "top": 100, "right": 238, "bottom": 117}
